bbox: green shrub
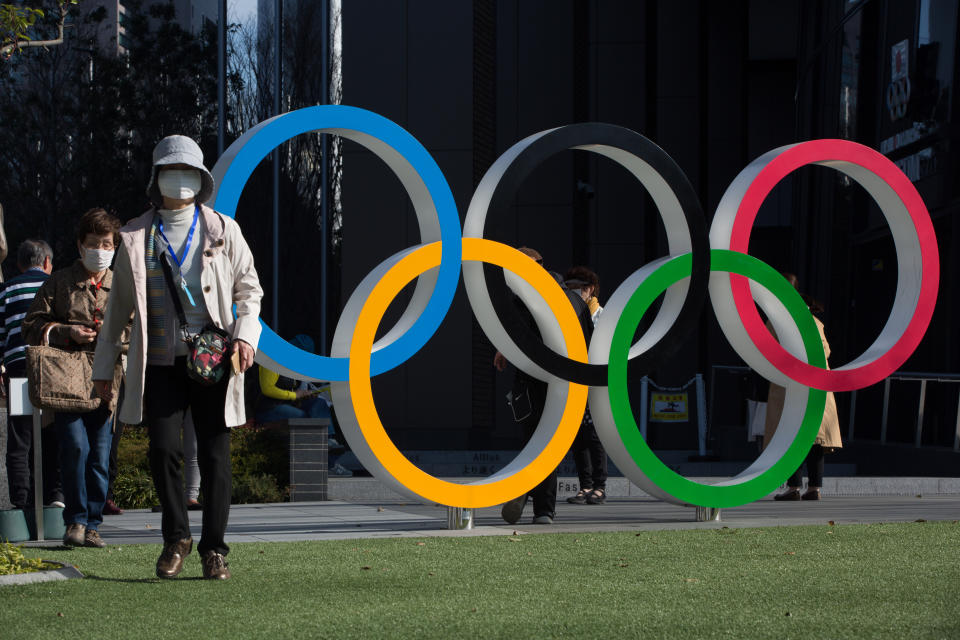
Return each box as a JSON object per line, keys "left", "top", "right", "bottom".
{"left": 112, "top": 424, "right": 290, "bottom": 507}
{"left": 113, "top": 467, "right": 158, "bottom": 510}
{"left": 0, "top": 542, "right": 58, "bottom": 575}
{"left": 117, "top": 425, "right": 151, "bottom": 472}
{"left": 231, "top": 426, "right": 289, "bottom": 499}
{"left": 232, "top": 473, "right": 283, "bottom": 504}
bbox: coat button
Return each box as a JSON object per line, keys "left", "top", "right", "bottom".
{"left": 204, "top": 250, "right": 213, "bottom": 257}
{"left": 215, "top": 239, "right": 224, "bottom": 247}
{"left": 203, "top": 286, "right": 211, "bottom": 293}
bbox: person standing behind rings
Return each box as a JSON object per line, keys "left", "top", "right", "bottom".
{"left": 765, "top": 273, "right": 842, "bottom": 501}
{"left": 497, "top": 248, "right": 594, "bottom": 525}
{"left": 92, "top": 135, "right": 263, "bottom": 581}
{"left": 22, "top": 209, "right": 127, "bottom": 548}
{"left": 563, "top": 266, "right": 609, "bottom": 506}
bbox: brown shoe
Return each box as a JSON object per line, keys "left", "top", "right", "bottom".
{"left": 774, "top": 488, "right": 802, "bottom": 501}
{"left": 801, "top": 488, "right": 821, "bottom": 501}
{"left": 156, "top": 538, "right": 193, "bottom": 579}
{"left": 103, "top": 499, "right": 124, "bottom": 515}
{"left": 84, "top": 528, "right": 107, "bottom": 548}
{"left": 63, "top": 523, "right": 86, "bottom": 547}
{"left": 201, "top": 551, "right": 231, "bottom": 580}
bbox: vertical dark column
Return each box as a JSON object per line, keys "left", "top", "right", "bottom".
{"left": 272, "top": 0, "right": 283, "bottom": 329}
{"left": 471, "top": 0, "right": 497, "bottom": 436}
{"left": 643, "top": 1, "right": 659, "bottom": 267}
{"left": 571, "top": 0, "right": 591, "bottom": 266}
{"left": 320, "top": 0, "right": 329, "bottom": 355}
{"left": 697, "top": 2, "right": 711, "bottom": 396}
{"left": 217, "top": 0, "right": 226, "bottom": 157}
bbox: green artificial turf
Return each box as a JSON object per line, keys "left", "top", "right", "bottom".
{"left": 2, "top": 522, "right": 958, "bottom": 639}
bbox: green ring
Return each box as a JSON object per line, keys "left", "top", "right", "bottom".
{"left": 607, "top": 249, "right": 827, "bottom": 507}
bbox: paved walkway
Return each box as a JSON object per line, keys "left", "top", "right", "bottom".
{"left": 20, "top": 494, "right": 956, "bottom": 547}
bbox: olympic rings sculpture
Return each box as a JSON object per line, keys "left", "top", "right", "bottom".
{"left": 210, "top": 105, "right": 938, "bottom": 510}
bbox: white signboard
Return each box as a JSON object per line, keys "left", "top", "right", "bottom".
{"left": 891, "top": 39, "right": 909, "bottom": 81}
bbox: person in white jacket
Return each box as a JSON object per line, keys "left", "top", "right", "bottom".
{"left": 93, "top": 135, "right": 263, "bottom": 581}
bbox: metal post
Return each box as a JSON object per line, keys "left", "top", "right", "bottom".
{"left": 954, "top": 389, "right": 960, "bottom": 452}
{"left": 31, "top": 409, "right": 44, "bottom": 541}
{"left": 640, "top": 376, "right": 649, "bottom": 440}
{"left": 880, "top": 377, "right": 891, "bottom": 444}
{"left": 217, "top": 0, "right": 226, "bottom": 157}
{"left": 707, "top": 366, "right": 717, "bottom": 440}
{"left": 446, "top": 507, "right": 474, "bottom": 530}
{"left": 695, "top": 507, "right": 720, "bottom": 522}
{"left": 695, "top": 373, "right": 707, "bottom": 456}
{"left": 847, "top": 389, "right": 856, "bottom": 441}
{"left": 319, "top": 0, "right": 329, "bottom": 355}
{"left": 914, "top": 379, "right": 927, "bottom": 448}
{"left": 272, "top": 0, "right": 283, "bottom": 330}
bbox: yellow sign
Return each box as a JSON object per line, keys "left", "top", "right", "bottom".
{"left": 650, "top": 393, "right": 689, "bottom": 422}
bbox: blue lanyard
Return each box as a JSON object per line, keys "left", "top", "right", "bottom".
{"left": 157, "top": 205, "right": 200, "bottom": 307}
{"left": 157, "top": 205, "right": 200, "bottom": 269}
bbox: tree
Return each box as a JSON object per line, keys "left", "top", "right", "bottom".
{"left": 0, "top": 1, "right": 77, "bottom": 59}
{"left": 0, "top": 0, "right": 220, "bottom": 266}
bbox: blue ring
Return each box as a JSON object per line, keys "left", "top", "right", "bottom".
{"left": 213, "top": 105, "right": 462, "bottom": 380}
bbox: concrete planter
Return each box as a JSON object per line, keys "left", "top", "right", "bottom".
{"left": 0, "top": 509, "right": 30, "bottom": 542}
{"left": 0, "top": 507, "right": 65, "bottom": 542}
{"left": 0, "top": 561, "right": 83, "bottom": 586}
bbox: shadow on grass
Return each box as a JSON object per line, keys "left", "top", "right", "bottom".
{"left": 83, "top": 574, "right": 206, "bottom": 583}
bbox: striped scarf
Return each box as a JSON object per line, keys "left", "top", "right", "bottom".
{"left": 144, "top": 215, "right": 171, "bottom": 362}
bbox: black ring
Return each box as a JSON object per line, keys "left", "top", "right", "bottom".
{"left": 480, "top": 123, "right": 709, "bottom": 386}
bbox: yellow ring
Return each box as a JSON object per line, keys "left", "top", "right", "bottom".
{"left": 347, "top": 238, "right": 589, "bottom": 507}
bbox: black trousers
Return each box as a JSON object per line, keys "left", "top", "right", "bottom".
{"left": 5, "top": 369, "right": 61, "bottom": 508}
{"left": 571, "top": 409, "right": 607, "bottom": 491}
{"left": 144, "top": 359, "right": 231, "bottom": 556}
{"left": 787, "top": 444, "right": 826, "bottom": 488}
{"left": 519, "top": 379, "right": 556, "bottom": 519}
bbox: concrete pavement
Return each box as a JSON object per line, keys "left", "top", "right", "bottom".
{"left": 18, "top": 493, "right": 954, "bottom": 547}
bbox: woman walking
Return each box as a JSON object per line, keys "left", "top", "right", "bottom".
{"left": 93, "top": 135, "right": 263, "bottom": 580}
{"left": 563, "top": 266, "right": 609, "bottom": 505}
{"left": 23, "top": 208, "right": 126, "bottom": 548}
{"left": 765, "top": 273, "right": 842, "bottom": 501}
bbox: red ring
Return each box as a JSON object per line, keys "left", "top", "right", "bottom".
{"left": 727, "top": 139, "right": 938, "bottom": 391}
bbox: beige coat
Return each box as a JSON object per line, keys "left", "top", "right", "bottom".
{"left": 92, "top": 205, "right": 263, "bottom": 427}
{"left": 22, "top": 260, "right": 129, "bottom": 413}
{"left": 763, "top": 317, "right": 842, "bottom": 451}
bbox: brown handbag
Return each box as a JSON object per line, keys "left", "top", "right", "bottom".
{"left": 25, "top": 345, "right": 101, "bottom": 412}
{"left": 25, "top": 323, "right": 121, "bottom": 413}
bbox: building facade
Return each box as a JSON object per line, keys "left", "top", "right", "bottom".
{"left": 289, "top": 0, "right": 960, "bottom": 455}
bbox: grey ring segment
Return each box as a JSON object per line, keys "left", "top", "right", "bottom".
{"left": 329, "top": 249, "right": 576, "bottom": 502}
{"left": 709, "top": 145, "right": 924, "bottom": 388}
{"left": 589, "top": 270, "right": 814, "bottom": 506}
{"left": 329, "top": 247, "right": 431, "bottom": 500}
{"left": 588, "top": 255, "right": 683, "bottom": 368}
{"left": 463, "top": 128, "right": 699, "bottom": 386}
{"left": 209, "top": 114, "right": 443, "bottom": 380}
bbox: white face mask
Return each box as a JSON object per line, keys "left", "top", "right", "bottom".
{"left": 82, "top": 248, "right": 115, "bottom": 272}
{"left": 157, "top": 169, "right": 202, "bottom": 200}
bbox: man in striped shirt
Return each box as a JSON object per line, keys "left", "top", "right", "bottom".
{"left": 2, "top": 239, "right": 60, "bottom": 509}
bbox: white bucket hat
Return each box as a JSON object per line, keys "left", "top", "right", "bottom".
{"left": 146, "top": 135, "right": 215, "bottom": 206}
